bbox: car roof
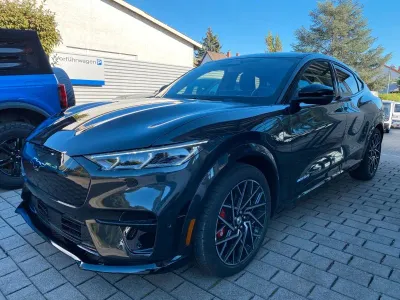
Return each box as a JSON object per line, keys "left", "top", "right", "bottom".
{"left": 224, "top": 52, "right": 358, "bottom": 76}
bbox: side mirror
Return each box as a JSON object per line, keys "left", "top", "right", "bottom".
{"left": 155, "top": 84, "right": 168, "bottom": 94}
{"left": 297, "top": 84, "right": 334, "bottom": 105}
{"left": 289, "top": 84, "right": 335, "bottom": 114}
{"left": 298, "top": 83, "right": 333, "bottom": 97}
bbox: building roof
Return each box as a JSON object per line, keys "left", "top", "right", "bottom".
{"left": 385, "top": 65, "right": 400, "bottom": 74}
{"left": 110, "top": 0, "right": 202, "bottom": 49}
{"left": 206, "top": 51, "right": 228, "bottom": 61}
{"left": 199, "top": 51, "right": 230, "bottom": 65}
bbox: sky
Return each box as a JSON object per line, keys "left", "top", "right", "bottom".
{"left": 128, "top": 0, "right": 400, "bottom": 66}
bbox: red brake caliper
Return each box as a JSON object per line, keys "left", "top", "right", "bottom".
{"left": 216, "top": 208, "right": 227, "bottom": 239}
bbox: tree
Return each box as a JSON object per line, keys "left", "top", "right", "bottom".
{"left": 292, "top": 0, "right": 391, "bottom": 91}
{"left": 0, "top": 0, "right": 61, "bottom": 55}
{"left": 195, "top": 27, "right": 222, "bottom": 64}
{"left": 265, "top": 31, "right": 283, "bottom": 52}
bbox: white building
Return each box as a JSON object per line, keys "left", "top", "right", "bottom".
{"left": 44, "top": 0, "right": 201, "bottom": 103}
{"left": 381, "top": 65, "right": 400, "bottom": 93}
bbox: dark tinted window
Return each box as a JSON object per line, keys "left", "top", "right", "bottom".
{"left": 0, "top": 30, "right": 52, "bottom": 76}
{"left": 0, "top": 41, "right": 39, "bottom": 74}
{"left": 164, "top": 57, "right": 299, "bottom": 104}
{"left": 335, "top": 66, "right": 359, "bottom": 96}
{"left": 395, "top": 104, "right": 400, "bottom": 113}
{"left": 295, "top": 61, "right": 334, "bottom": 95}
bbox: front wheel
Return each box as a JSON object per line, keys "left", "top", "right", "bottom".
{"left": 194, "top": 163, "right": 271, "bottom": 277}
{"left": 0, "top": 122, "right": 34, "bottom": 189}
{"left": 349, "top": 128, "right": 382, "bottom": 181}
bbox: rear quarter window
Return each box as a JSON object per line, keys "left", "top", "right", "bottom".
{"left": 0, "top": 31, "right": 52, "bottom": 76}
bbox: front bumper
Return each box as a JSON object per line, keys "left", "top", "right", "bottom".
{"left": 16, "top": 199, "right": 187, "bottom": 274}
{"left": 18, "top": 142, "right": 209, "bottom": 274}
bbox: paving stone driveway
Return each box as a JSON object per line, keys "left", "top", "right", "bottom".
{"left": 1, "top": 131, "right": 400, "bottom": 300}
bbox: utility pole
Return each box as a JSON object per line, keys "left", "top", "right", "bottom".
{"left": 387, "top": 69, "right": 391, "bottom": 94}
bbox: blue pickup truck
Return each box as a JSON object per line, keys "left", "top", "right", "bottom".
{"left": 0, "top": 29, "right": 75, "bottom": 189}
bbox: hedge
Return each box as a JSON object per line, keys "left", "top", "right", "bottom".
{"left": 379, "top": 93, "right": 400, "bottom": 102}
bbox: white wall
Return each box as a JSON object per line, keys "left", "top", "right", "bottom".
{"left": 44, "top": 0, "right": 195, "bottom": 67}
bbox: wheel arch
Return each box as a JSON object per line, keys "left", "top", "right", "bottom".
{"left": 376, "top": 123, "right": 384, "bottom": 138}
{"left": 236, "top": 153, "right": 279, "bottom": 215}
{"left": 0, "top": 102, "right": 50, "bottom": 126}
{"left": 177, "top": 139, "right": 281, "bottom": 254}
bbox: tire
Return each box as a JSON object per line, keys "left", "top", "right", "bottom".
{"left": 53, "top": 67, "right": 76, "bottom": 107}
{"left": 349, "top": 128, "right": 382, "bottom": 181}
{"left": 194, "top": 163, "right": 271, "bottom": 277}
{"left": 0, "top": 122, "right": 35, "bottom": 189}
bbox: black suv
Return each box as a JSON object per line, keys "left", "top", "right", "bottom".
{"left": 17, "top": 53, "right": 384, "bottom": 277}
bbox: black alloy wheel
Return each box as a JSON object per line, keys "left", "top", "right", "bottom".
{"left": 349, "top": 127, "right": 382, "bottom": 181}
{"left": 0, "top": 137, "right": 24, "bottom": 177}
{"left": 194, "top": 163, "right": 271, "bottom": 277}
{"left": 367, "top": 131, "right": 381, "bottom": 175}
{"left": 0, "top": 122, "right": 34, "bottom": 189}
{"left": 215, "top": 179, "right": 267, "bottom": 265}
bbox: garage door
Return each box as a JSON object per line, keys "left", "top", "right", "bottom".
{"left": 74, "top": 57, "right": 192, "bottom": 104}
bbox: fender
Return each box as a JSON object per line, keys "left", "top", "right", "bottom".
{"left": 177, "top": 142, "right": 280, "bottom": 254}
{"left": 0, "top": 101, "right": 50, "bottom": 118}
{"left": 359, "top": 111, "right": 384, "bottom": 159}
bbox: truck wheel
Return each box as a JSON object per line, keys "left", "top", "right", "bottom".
{"left": 0, "top": 122, "right": 35, "bottom": 189}
{"left": 53, "top": 67, "right": 76, "bottom": 107}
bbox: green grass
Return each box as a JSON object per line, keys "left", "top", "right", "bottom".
{"left": 380, "top": 93, "right": 400, "bottom": 102}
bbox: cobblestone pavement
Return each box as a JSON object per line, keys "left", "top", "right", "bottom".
{"left": 1, "top": 130, "right": 400, "bottom": 300}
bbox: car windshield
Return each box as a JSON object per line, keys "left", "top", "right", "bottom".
{"left": 163, "top": 57, "right": 299, "bottom": 104}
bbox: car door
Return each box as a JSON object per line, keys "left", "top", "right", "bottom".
{"left": 334, "top": 65, "right": 374, "bottom": 169}
{"left": 288, "top": 60, "right": 348, "bottom": 197}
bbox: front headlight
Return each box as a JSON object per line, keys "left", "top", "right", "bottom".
{"left": 86, "top": 140, "right": 208, "bottom": 170}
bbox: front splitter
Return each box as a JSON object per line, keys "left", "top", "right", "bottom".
{"left": 16, "top": 202, "right": 187, "bottom": 274}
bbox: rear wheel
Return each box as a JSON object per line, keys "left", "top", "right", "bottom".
{"left": 194, "top": 164, "right": 271, "bottom": 277}
{"left": 0, "top": 122, "right": 34, "bottom": 189}
{"left": 349, "top": 128, "right": 382, "bottom": 181}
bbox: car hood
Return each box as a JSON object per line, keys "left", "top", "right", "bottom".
{"left": 28, "top": 98, "right": 245, "bottom": 156}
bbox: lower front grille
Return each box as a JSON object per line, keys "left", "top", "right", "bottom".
{"left": 37, "top": 200, "right": 49, "bottom": 222}
{"left": 61, "top": 216, "right": 82, "bottom": 241}
{"left": 33, "top": 198, "right": 94, "bottom": 248}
